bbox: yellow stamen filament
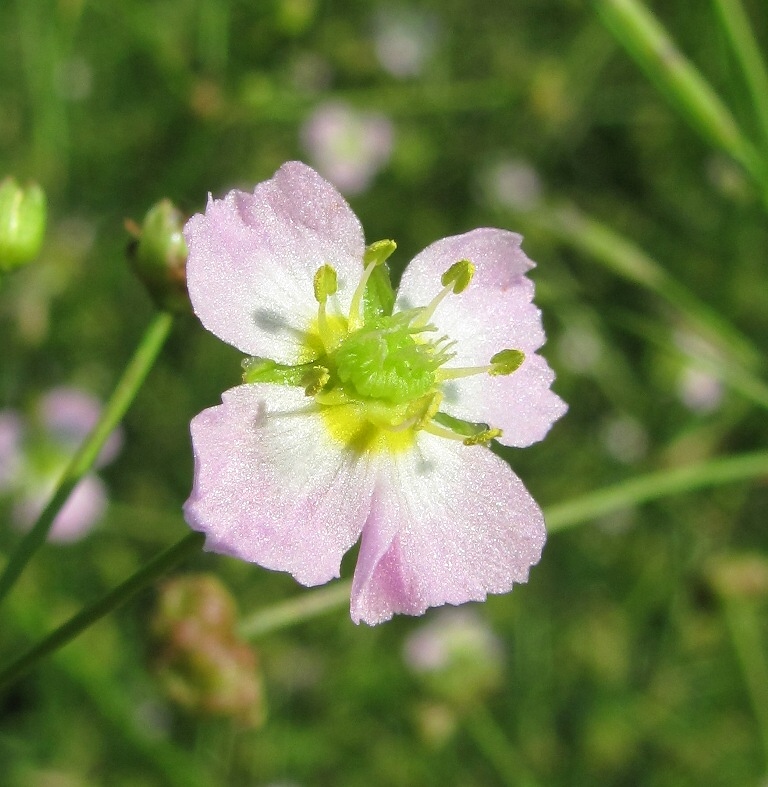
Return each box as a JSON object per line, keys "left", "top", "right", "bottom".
{"left": 435, "top": 364, "right": 492, "bottom": 381}
{"left": 412, "top": 259, "right": 475, "bottom": 329}
{"left": 347, "top": 259, "right": 378, "bottom": 332}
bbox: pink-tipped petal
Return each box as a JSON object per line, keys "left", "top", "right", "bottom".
{"left": 185, "top": 161, "right": 366, "bottom": 362}
{"left": 396, "top": 228, "right": 566, "bottom": 446}
{"left": 350, "top": 434, "right": 546, "bottom": 625}
{"left": 184, "top": 383, "right": 375, "bottom": 587}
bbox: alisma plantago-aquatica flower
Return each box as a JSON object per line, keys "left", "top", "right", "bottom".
{"left": 183, "top": 161, "right": 566, "bottom": 624}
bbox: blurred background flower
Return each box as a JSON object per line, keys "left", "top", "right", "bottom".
{"left": 1, "top": 387, "right": 122, "bottom": 543}
{"left": 301, "top": 102, "right": 394, "bottom": 195}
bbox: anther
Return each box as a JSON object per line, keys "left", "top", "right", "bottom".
{"left": 413, "top": 259, "right": 475, "bottom": 328}
{"left": 436, "top": 348, "right": 525, "bottom": 382}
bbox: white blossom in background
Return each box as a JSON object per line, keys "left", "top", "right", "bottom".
{"left": 600, "top": 414, "right": 649, "bottom": 465}
{"left": 372, "top": 7, "right": 437, "bottom": 79}
{"left": 480, "top": 158, "right": 543, "bottom": 213}
{"left": 301, "top": 102, "right": 394, "bottom": 195}
{"left": 677, "top": 366, "right": 724, "bottom": 414}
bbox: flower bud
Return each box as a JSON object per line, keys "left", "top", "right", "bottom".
{"left": 0, "top": 177, "right": 47, "bottom": 273}
{"left": 128, "top": 199, "right": 190, "bottom": 313}
{"left": 150, "top": 574, "right": 265, "bottom": 727}
{"left": 151, "top": 574, "right": 237, "bottom": 642}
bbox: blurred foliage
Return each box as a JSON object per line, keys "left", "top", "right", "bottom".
{"left": 1, "top": 0, "right": 768, "bottom": 785}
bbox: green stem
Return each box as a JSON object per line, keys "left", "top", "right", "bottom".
{"left": 0, "top": 532, "right": 203, "bottom": 691}
{"left": 546, "top": 450, "right": 768, "bottom": 532}
{"left": 464, "top": 705, "right": 541, "bottom": 787}
{"left": 531, "top": 202, "right": 763, "bottom": 372}
{"left": 721, "top": 600, "right": 768, "bottom": 771}
{"left": 711, "top": 0, "right": 768, "bottom": 152}
{"left": 592, "top": 0, "right": 768, "bottom": 205}
{"left": 0, "top": 310, "right": 174, "bottom": 606}
{"left": 239, "top": 580, "right": 353, "bottom": 638}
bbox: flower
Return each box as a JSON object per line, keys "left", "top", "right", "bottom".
{"left": 1, "top": 387, "right": 123, "bottom": 543}
{"left": 371, "top": 8, "right": 437, "bottom": 79}
{"left": 183, "top": 161, "right": 566, "bottom": 625}
{"left": 300, "top": 102, "right": 394, "bottom": 195}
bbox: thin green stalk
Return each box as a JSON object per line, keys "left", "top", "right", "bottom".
{"left": 546, "top": 450, "right": 768, "bottom": 532}
{"left": 464, "top": 705, "right": 541, "bottom": 787}
{"left": 7, "top": 593, "right": 209, "bottom": 787}
{"left": 721, "top": 600, "right": 768, "bottom": 770}
{"left": 592, "top": 0, "right": 768, "bottom": 204}
{"left": 239, "top": 580, "right": 353, "bottom": 638}
{"left": 0, "top": 532, "right": 203, "bottom": 691}
{"left": 0, "top": 310, "right": 174, "bottom": 606}
{"left": 616, "top": 310, "right": 768, "bottom": 412}
{"left": 532, "top": 202, "right": 763, "bottom": 372}
{"left": 711, "top": 0, "right": 768, "bottom": 151}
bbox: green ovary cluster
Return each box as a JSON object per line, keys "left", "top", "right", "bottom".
{"left": 331, "top": 317, "right": 440, "bottom": 405}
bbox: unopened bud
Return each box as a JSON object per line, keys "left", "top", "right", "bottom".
{"left": 0, "top": 177, "right": 47, "bottom": 273}
{"left": 128, "top": 199, "right": 190, "bottom": 313}
{"left": 151, "top": 574, "right": 237, "bottom": 642}
{"left": 150, "top": 574, "right": 266, "bottom": 727}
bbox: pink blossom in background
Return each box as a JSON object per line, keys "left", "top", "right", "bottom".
{"left": 403, "top": 608, "right": 503, "bottom": 674}
{"left": 1, "top": 387, "right": 123, "bottom": 543}
{"left": 14, "top": 475, "right": 108, "bottom": 543}
{"left": 39, "top": 386, "right": 123, "bottom": 466}
{"left": 300, "top": 103, "right": 394, "bottom": 195}
{"left": 183, "top": 161, "right": 566, "bottom": 625}
{"left": 0, "top": 410, "right": 24, "bottom": 491}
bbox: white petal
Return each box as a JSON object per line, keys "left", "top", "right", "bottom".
{"left": 184, "top": 383, "right": 376, "bottom": 586}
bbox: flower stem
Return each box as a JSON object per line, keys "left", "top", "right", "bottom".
{"left": 0, "top": 532, "right": 203, "bottom": 691}
{"left": 546, "top": 450, "right": 768, "bottom": 532}
{"left": 239, "top": 580, "right": 353, "bottom": 638}
{"left": 591, "top": 0, "right": 768, "bottom": 207}
{"left": 721, "top": 599, "right": 768, "bottom": 771}
{"left": 711, "top": 0, "right": 768, "bottom": 152}
{"left": 534, "top": 202, "right": 762, "bottom": 372}
{"left": 464, "top": 705, "right": 541, "bottom": 787}
{"left": 0, "top": 310, "right": 175, "bottom": 606}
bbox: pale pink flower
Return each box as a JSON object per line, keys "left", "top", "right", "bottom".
{"left": 5, "top": 387, "right": 123, "bottom": 543}
{"left": 183, "top": 161, "right": 566, "bottom": 625}
{"left": 300, "top": 103, "right": 394, "bottom": 195}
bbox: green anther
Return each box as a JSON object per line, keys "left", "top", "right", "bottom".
{"left": 303, "top": 365, "right": 330, "bottom": 396}
{"left": 363, "top": 239, "right": 397, "bottom": 268}
{"left": 313, "top": 264, "right": 338, "bottom": 303}
{"left": 489, "top": 348, "right": 525, "bottom": 376}
{"left": 333, "top": 317, "right": 438, "bottom": 404}
{"left": 463, "top": 427, "right": 502, "bottom": 446}
{"left": 440, "top": 259, "right": 475, "bottom": 294}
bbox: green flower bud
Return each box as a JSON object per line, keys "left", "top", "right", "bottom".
{"left": 0, "top": 177, "right": 47, "bottom": 273}
{"left": 128, "top": 199, "right": 190, "bottom": 313}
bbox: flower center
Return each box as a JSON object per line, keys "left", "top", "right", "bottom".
{"left": 334, "top": 317, "right": 439, "bottom": 404}
{"left": 241, "top": 240, "right": 525, "bottom": 453}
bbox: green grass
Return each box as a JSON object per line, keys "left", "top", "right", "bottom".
{"left": 1, "top": 0, "right": 767, "bottom": 785}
